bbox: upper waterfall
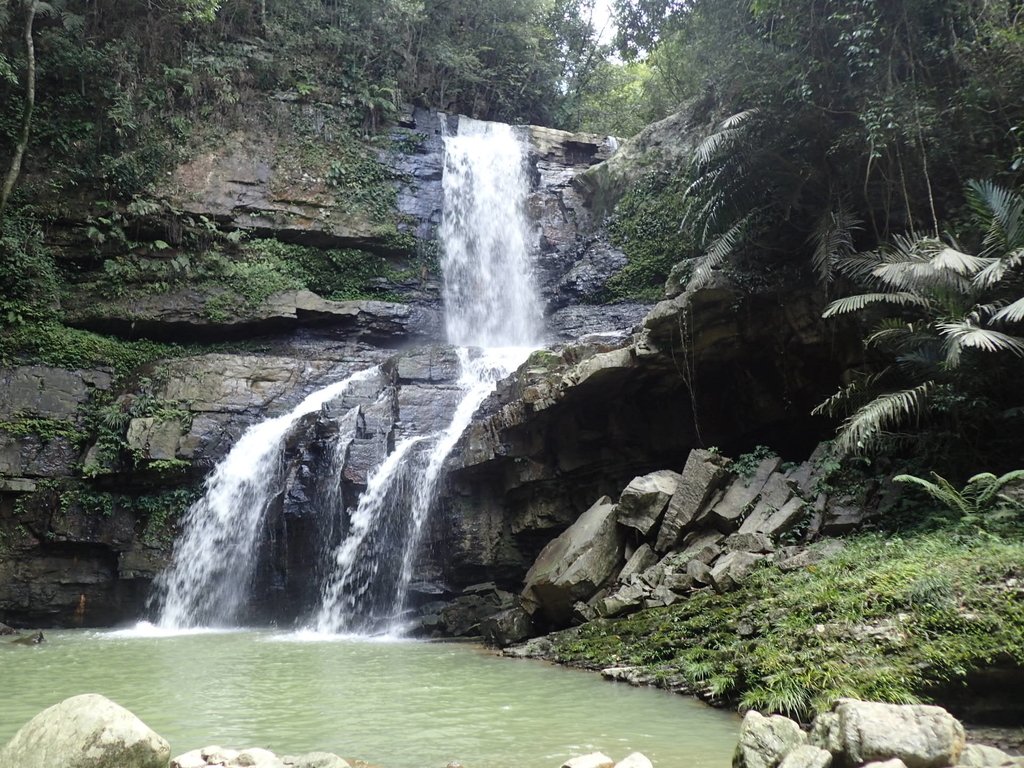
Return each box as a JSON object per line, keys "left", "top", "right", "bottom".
{"left": 440, "top": 117, "right": 544, "bottom": 348}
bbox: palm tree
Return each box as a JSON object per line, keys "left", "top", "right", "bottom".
{"left": 815, "top": 181, "right": 1024, "bottom": 460}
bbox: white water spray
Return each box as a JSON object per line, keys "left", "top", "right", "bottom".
{"left": 155, "top": 115, "right": 544, "bottom": 633}
{"left": 313, "top": 117, "right": 542, "bottom": 634}
{"left": 153, "top": 367, "right": 379, "bottom": 628}
{"left": 439, "top": 118, "right": 543, "bottom": 349}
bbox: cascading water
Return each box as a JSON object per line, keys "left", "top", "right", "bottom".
{"left": 312, "top": 117, "right": 543, "bottom": 634}
{"left": 439, "top": 118, "right": 543, "bottom": 348}
{"left": 152, "top": 367, "right": 379, "bottom": 628}
{"left": 153, "top": 116, "right": 543, "bottom": 633}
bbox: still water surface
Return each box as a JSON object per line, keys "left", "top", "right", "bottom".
{"left": 1, "top": 628, "right": 738, "bottom": 767}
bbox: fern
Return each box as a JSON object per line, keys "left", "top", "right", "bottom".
{"left": 687, "top": 218, "right": 748, "bottom": 290}
{"left": 894, "top": 470, "right": 1024, "bottom": 522}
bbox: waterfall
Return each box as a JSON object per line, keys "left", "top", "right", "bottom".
{"left": 439, "top": 118, "right": 543, "bottom": 348}
{"left": 152, "top": 367, "right": 379, "bottom": 628}
{"left": 153, "top": 115, "right": 542, "bottom": 633}
{"left": 313, "top": 117, "right": 542, "bottom": 634}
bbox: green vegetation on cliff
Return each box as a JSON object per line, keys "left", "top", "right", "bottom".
{"left": 552, "top": 528, "right": 1024, "bottom": 721}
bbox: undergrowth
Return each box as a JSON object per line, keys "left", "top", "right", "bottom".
{"left": 604, "top": 170, "right": 696, "bottom": 302}
{"left": 0, "top": 322, "right": 207, "bottom": 380}
{"left": 552, "top": 531, "right": 1024, "bottom": 721}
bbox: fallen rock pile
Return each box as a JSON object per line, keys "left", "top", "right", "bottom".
{"left": 507, "top": 445, "right": 860, "bottom": 640}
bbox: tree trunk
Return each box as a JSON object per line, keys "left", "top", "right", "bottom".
{"left": 0, "top": 0, "right": 38, "bottom": 217}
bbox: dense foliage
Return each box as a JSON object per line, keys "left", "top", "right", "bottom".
{"left": 603, "top": 0, "right": 1024, "bottom": 471}
{"left": 553, "top": 529, "right": 1024, "bottom": 720}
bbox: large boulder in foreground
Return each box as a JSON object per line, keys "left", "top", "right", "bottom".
{"left": 522, "top": 496, "right": 625, "bottom": 627}
{"left": 817, "top": 699, "right": 966, "bottom": 768}
{"left": 0, "top": 693, "right": 170, "bottom": 768}
{"left": 734, "top": 710, "right": 808, "bottom": 768}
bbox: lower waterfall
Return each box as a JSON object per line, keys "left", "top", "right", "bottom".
{"left": 152, "top": 115, "right": 542, "bottom": 634}
{"left": 152, "top": 367, "right": 380, "bottom": 628}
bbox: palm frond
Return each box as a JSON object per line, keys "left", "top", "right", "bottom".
{"left": 938, "top": 321, "right": 1024, "bottom": 366}
{"left": 833, "top": 382, "right": 933, "bottom": 455}
{"left": 812, "top": 370, "right": 890, "bottom": 417}
{"left": 927, "top": 246, "right": 995, "bottom": 276}
{"left": 972, "top": 247, "right": 1024, "bottom": 289}
{"left": 810, "top": 207, "right": 860, "bottom": 286}
{"left": 966, "top": 179, "right": 1024, "bottom": 254}
{"left": 871, "top": 259, "right": 973, "bottom": 294}
{"left": 822, "top": 292, "right": 931, "bottom": 318}
{"left": 992, "top": 296, "right": 1024, "bottom": 324}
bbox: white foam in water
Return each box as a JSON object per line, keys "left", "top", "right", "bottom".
{"left": 102, "top": 621, "right": 242, "bottom": 639}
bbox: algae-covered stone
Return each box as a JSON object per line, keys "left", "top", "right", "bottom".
{"left": 0, "top": 693, "right": 170, "bottom": 768}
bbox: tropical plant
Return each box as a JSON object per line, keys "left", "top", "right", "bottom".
{"left": 894, "top": 470, "right": 1024, "bottom": 528}
{"left": 815, "top": 181, "right": 1024, "bottom": 462}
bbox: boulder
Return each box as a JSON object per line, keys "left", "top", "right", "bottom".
{"left": 957, "top": 744, "right": 1021, "bottom": 768}
{"left": 282, "top": 754, "right": 352, "bottom": 768}
{"left": 597, "top": 582, "right": 648, "bottom": 618}
{"left": 734, "top": 711, "right": 808, "bottom": 768}
{"left": 778, "top": 746, "right": 833, "bottom": 768}
{"left": 830, "top": 698, "right": 966, "bottom": 768}
{"left": 563, "top": 753, "right": 616, "bottom": 768}
{"left": 737, "top": 474, "right": 793, "bottom": 534}
{"left": 862, "top": 762, "right": 909, "bottom": 768}
{"left": 677, "top": 530, "right": 726, "bottom": 564}
{"left": 480, "top": 606, "right": 535, "bottom": 648}
{"left": 618, "top": 544, "right": 659, "bottom": 582}
{"left": 707, "top": 457, "right": 783, "bottom": 530}
{"left": 173, "top": 746, "right": 351, "bottom": 768}
{"left": 615, "top": 753, "right": 655, "bottom": 768}
{"left": 655, "top": 450, "right": 731, "bottom": 552}
{"left": 645, "top": 583, "right": 683, "bottom": 607}
{"left": 686, "top": 559, "right": 713, "bottom": 585}
{"left": 522, "top": 496, "right": 626, "bottom": 627}
{"left": 0, "top": 621, "right": 15, "bottom": 635}
{"left": 709, "top": 551, "right": 764, "bottom": 593}
{"left": 726, "top": 532, "right": 776, "bottom": 554}
{"left": 809, "top": 712, "right": 842, "bottom": 754}
{"left": 740, "top": 496, "right": 807, "bottom": 538}
{"left": 0, "top": 693, "right": 170, "bottom": 768}
{"left": 617, "top": 470, "right": 682, "bottom": 535}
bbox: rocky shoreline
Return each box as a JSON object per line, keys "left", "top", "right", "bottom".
{"left": 3, "top": 692, "right": 1020, "bottom": 768}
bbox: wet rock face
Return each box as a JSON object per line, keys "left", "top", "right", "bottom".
{"left": 426, "top": 276, "right": 859, "bottom": 611}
